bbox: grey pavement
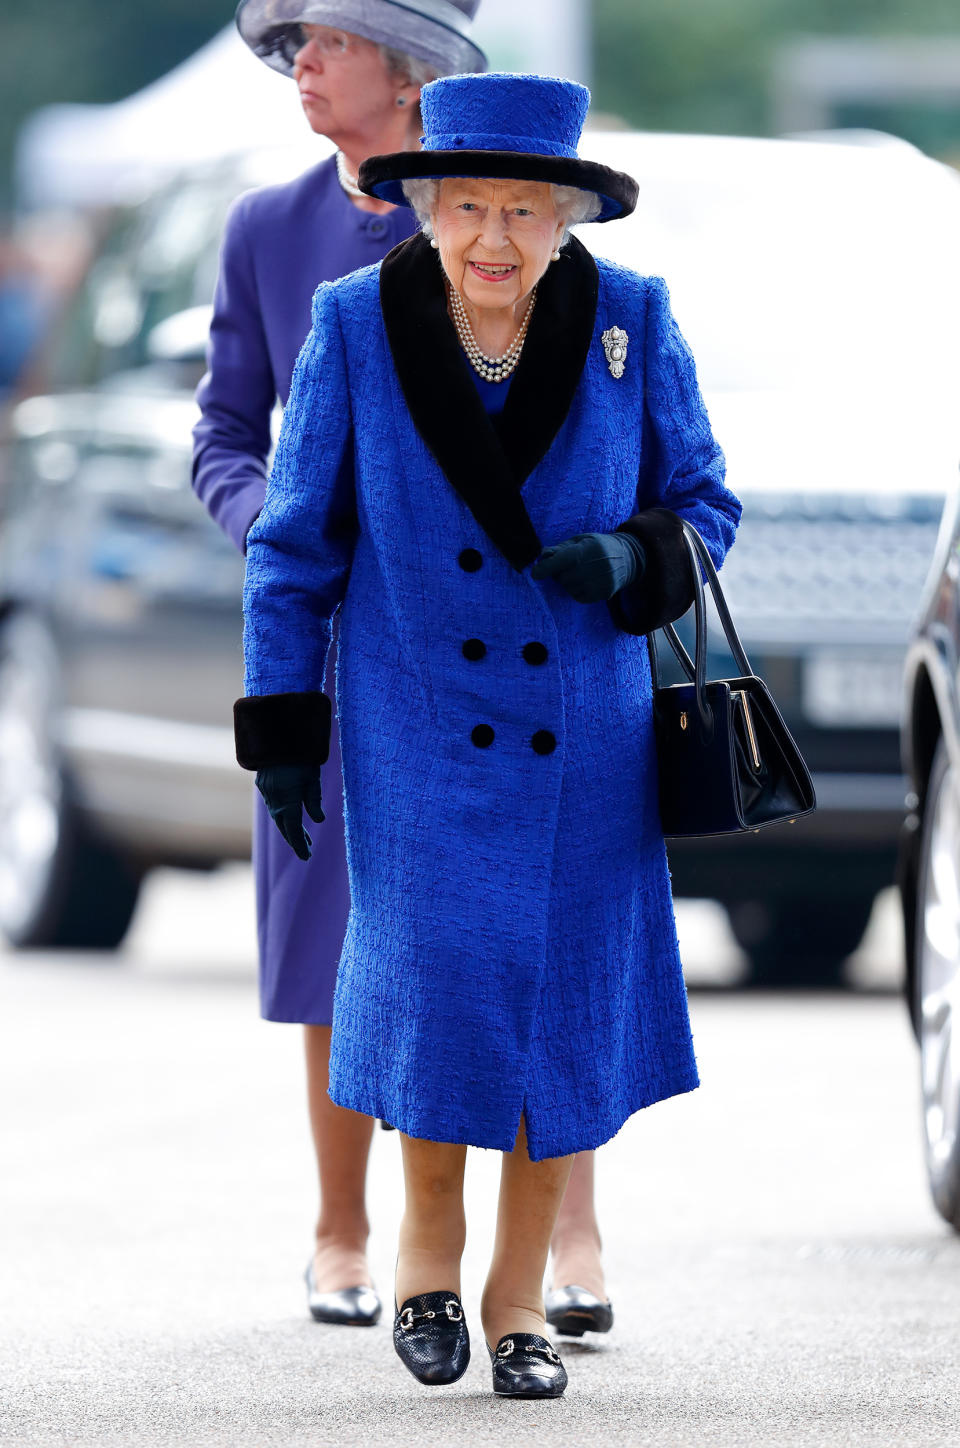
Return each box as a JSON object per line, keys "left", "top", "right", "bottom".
{"left": 2, "top": 870, "right": 958, "bottom": 1447}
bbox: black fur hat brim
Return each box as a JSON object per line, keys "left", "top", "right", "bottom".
{"left": 359, "top": 149, "right": 638, "bottom": 222}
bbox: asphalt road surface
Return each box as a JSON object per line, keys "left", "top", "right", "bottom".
{"left": 2, "top": 870, "right": 958, "bottom": 1448}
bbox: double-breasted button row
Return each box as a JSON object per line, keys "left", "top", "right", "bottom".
{"left": 461, "top": 638, "right": 549, "bottom": 665}
{"left": 470, "top": 726, "right": 557, "bottom": 754}
{"left": 458, "top": 548, "right": 554, "bottom": 753}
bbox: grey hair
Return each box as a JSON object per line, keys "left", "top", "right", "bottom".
{"left": 376, "top": 45, "right": 438, "bottom": 132}
{"left": 378, "top": 44, "right": 439, "bottom": 90}
{"left": 399, "top": 178, "right": 602, "bottom": 247}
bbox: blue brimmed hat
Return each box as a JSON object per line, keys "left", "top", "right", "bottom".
{"left": 236, "top": 0, "right": 487, "bottom": 79}
{"left": 359, "top": 73, "right": 638, "bottom": 222}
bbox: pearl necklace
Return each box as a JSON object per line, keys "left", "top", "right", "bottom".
{"left": 335, "top": 150, "right": 366, "bottom": 200}
{"left": 447, "top": 281, "right": 537, "bottom": 384}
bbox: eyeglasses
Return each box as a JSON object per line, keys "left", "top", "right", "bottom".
{"left": 267, "top": 24, "right": 359, "bottom": 68}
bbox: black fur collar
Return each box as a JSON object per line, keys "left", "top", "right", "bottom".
{"left": 379, "top": 232, "right": 599, "bottom": 572}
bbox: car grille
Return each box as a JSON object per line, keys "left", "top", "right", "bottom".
{"left": 718, "top": 492, "right": 945, "bottom": 642}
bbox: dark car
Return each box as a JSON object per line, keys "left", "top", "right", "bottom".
{"left": 900, "top": 485, "right": 960, "bottom": 1230}
{"left": 3, "top": 131, "right": 960, "bottom": 977}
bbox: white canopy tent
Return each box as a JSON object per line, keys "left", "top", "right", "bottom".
{"left": 16, "top": 27, "right": 309, "bottom": 211}
{"left": 15, "top": 0, "right": 589, "bottom": 211}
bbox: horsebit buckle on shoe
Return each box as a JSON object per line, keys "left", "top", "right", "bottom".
{"left": 400, "top": 1299, "right": 462, "bottom": 1331}
{"left": 497, "top": 1338, "right": 560, "bottom": 1363}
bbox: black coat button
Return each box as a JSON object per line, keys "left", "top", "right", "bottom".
{"left": 471, "top": 724, "right": 495, "bottom": 748}
{"left": 462, "top": 638, "right": 487, "bottom": 661}
{"left": 368, "top": 219, "right": 387, "bottom": 237}
{"left": 458, "top": 548, "right": 483, "bottom": 572}
{"left": 522, "top": 641, "right": 548, "bottom": 665}
{"left": 531, "top": 730, "right": 556, "bottom": 755}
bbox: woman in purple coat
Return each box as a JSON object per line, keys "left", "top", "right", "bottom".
{"left": 194, "top": 0, "right": 613, "bottom": 1338}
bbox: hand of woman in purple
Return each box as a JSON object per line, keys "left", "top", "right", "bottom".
{"left": 256, "top": 765, "right": 324, "bottom": 860}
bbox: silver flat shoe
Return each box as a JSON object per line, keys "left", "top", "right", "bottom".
{"left": 544, "top": 1284, "right": 613, "bottom": 1338}
{"left": 305, "top": 1262, "right": 382, "bottom": 1326}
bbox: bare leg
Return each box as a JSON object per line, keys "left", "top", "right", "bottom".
{"left": 395, "top": 1135, "right": 468, "bottom": 1307}
{"left": 305, "top": 1025, "right": 376, "bottom": 1290}
{"left": 549, "top": 1150, "right": 608, "bottom": 1299}
{"left": 480, "top": 1119, "right": 574, "bottom": 1348}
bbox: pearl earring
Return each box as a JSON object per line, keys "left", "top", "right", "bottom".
{"left": 551, "top": 249, "right": 562, "bottom": 262}
{"left": 430, "top": 237, "right": 439, "bottom": 249}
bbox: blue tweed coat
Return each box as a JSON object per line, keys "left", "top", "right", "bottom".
{"left": 241, "top": 233, "right": 741, "bottom": 1160}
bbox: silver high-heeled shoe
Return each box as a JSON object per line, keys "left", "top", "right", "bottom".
{"left": 544, "top": 1283, "right": 614, "bottom": 1337}
{"left": 305, "top": 1262, "right": 382, "bottom": 1326}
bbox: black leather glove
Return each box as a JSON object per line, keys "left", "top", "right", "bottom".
{"left": 255, "top": 765, "right": 325, "bottom": 861}
{"left": 531, "top": 531, "right": 645, "bottom": 603}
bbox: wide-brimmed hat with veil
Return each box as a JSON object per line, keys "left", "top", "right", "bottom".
{"left": 359, "top": 73, "right": 639, "bottom": 222}
{"left": 235, "top": 0, "right": 487, "bottom": 78}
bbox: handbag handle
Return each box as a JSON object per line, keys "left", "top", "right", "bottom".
{"left": 646, "top": 522, "right": 755, "bottom": 732}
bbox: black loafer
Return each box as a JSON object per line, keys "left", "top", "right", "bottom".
{"left": 305, "top": 1263, "right": 382, "bottom": 1326}
{"left": 544, "top": 1283, "right": 614, "bottom": 1337}
{"left": 393, "top": 1291, "right": 470, "bottom": 1385}
{"left": 489, "top": 1333, "right": 567, "bottom": 1398}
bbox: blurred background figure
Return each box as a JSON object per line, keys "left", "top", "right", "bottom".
{"left": 0, "top": 211, "right": 93, "bottom": 399}
{"left": 0, "top": 225, "right": 45, "bottom": 396}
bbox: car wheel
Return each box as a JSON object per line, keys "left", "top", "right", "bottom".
{"left": 915, "top": 737, "right": 960, "bottom": 1230}
{"left": 0, "top": 611, "right": 142, "bottom": 950}
{"left": 727, "top": 893, "right": 875, "bottom": 988}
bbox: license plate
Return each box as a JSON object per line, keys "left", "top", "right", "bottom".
{"left": 802, "top": 650, "right": 905, "bottom": 728}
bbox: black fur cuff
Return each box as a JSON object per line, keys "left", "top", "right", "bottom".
{"left": 234, "top": 692, "right": 331, "bottom": 771}
{"left": 607, "top": 508, "right": 695, "bottom": 635}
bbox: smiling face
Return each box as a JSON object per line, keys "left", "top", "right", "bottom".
{"left": 431, "top": 178, "right": 566, "bottom": 317}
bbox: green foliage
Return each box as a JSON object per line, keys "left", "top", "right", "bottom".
{"left": 0, "top": 0, "right": 226, "bottom": 211}
{"left": 3, "top": 0, "right": 960, "bottom": 209}
{"left": 592, "top": 0, "right": 960, "bottom": 148}
{"left": 593, "top": 0, "right": 774, "bottom": 135}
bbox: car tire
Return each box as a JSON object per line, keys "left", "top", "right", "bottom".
{"left": 915, "top": 736, "right": 960, "bottom": 1231}
{"left": 727, "top": 893, "right": 875, "bottom": 988}
{"left": 0, "top": 610, "right": 142, "bottom": 950}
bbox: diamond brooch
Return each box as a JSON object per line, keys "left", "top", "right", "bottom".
{"left": 602, "top": 326, "right": 629, "bottom": 379}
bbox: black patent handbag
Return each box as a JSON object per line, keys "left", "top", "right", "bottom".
{"left": 648, "top": 523, "right": 816, "bottom": 838}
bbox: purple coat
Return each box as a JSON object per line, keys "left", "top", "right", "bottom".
{"left": 193, "top": 155, "right": 416, "bottom": 1024}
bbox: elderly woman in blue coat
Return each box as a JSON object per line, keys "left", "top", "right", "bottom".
{"left": 235, "top": 72, "right": 740, "bottom": 1398}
